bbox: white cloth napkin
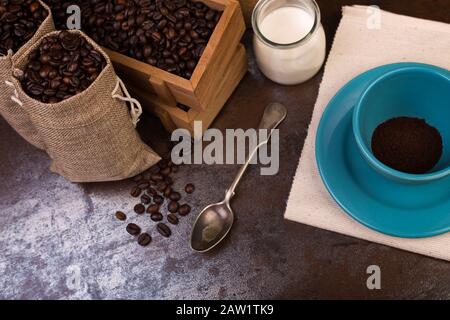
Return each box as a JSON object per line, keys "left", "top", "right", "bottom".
{"left": 285, "top": 6, "right": 450, "bottom": 261}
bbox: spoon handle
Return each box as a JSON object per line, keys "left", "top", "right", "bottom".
{"left": 225, "top": 103, "right": 287, "bottom": 202}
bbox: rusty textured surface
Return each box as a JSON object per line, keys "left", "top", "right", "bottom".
{"left": 1, "top": 1, "right": 449, "bottom": 299}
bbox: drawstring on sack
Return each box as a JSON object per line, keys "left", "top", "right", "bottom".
{"left": 0, "top": 49, "right": 13, "bottom": 60}
{"left": 5, "top": 80, "right": 23, "bottom": 107}
{"left": 4, "top": 50, "right": 25, "bottom": 107}
{"left": 112, "top": 77, "right": 143, "bottom": 128}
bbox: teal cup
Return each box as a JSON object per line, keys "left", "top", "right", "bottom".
{"left": 353, "top": 65, "right": 450, "bottom": 184}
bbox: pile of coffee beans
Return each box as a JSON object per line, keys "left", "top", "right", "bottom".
{"left": 371, "top": 117, "right": 443, "bottom": 174}
{"left": 47, "top": 0, "right": 222, "bottom": 79}
{"left": 115, "top": 146, "right": 194, "bottom": 247}
{"left": 0, "top": 0, "right": 49, "bottom": 55}
{"left": 20, "top": 31, "right": 107, "bottom": 103}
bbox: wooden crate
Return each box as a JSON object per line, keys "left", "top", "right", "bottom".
{"left": 129, "top": 44, "right": 248, "bottom": 135}
{"left": 104, "top": 0, "right": 246, "bottom": 112}
{"left": 239, "top": 0, "right": 258, "bottom": 26}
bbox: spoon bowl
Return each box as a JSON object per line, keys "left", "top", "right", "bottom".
{"left": 190, "top": 202, "right": 233, "bottom": 253}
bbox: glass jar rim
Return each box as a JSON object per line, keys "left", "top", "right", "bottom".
{"left": 252, "top": 0, "right": 321, "bottom": 49}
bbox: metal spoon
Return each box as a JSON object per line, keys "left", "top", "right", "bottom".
{"left": 190, "top": 103, "right": 288, "bottom": 253}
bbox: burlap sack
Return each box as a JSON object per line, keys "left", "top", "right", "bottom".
{"left": 10, "top": 30, "right": 160, "bottom": 182}
{"left": 0, "top": 0, "right": 54, "bottom": 149}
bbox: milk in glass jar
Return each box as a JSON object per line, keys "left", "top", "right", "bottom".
{"left": 252, "top": 0, "right": 326, "bottom": 85}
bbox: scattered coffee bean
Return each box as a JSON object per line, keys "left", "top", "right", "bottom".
{"left": 130, "top": 186, "right": 142, "bottom": 198}
{"left": 117, "top": 142, "right": 197, "bottom": 246}
{"left": 163, "top": 186, "right": 173, "bottom": 198}
{"left": 147, "top": 187, "right": 157, "bottom": 197}
{"left": 157, "top": 223, "right": 172, "bottom": 238}
{"left": 137, "top": 180, "right": 150, "bottom": 189}
{"left": 151, "top": 173, "right": 164, "bottom": 182}
{"left": 164, "top": 176, "right": 173, "bottom": 186}
{"left": 126, "top": 223, "right": 141, "bottom": 236}
{"left": 151, "top": 212, "right": 163, "bottom": 222}
{"left": 134, "top": 204, "right": 146, "bottom": 215}
{"left": 153, "top": 195, "right": 164, "bottom": 205}
{"left": 21, "top": 31, "right": 106, "bottom": 103}
{"left": 156, "top": 181, "right": 167, "bottom": 192}
{"left": 137, "top": 233, "right": 152, "bottom": 247}
{"left": 169, "top": 192, "right": 181, "bottom": 202}
{"left": 147, "top": 203, "right": 160, "bottom": 215}
{"left": 115, "top": 211, "right": 127, "bottom": 221}
{"left": 178, "top": 204, "right": 191, "bottom": 216}
{"left": 168, "top": 201, "right": 180, "bottom": 213}
{"left": 167, "top": 214, "right": 179, "bottom": 225}
{"left": 161, "top": 167, "right": 171, "bottom": 176}
{"left": 185, "top": 183, "right": 195, "bottom": 194}
{"left": 141, "top": 194, "right": 151, "bottom": 205}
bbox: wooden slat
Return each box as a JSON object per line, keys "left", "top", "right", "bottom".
{"left": 148, "top": 77, "right": 177, "bottom": 106}
{"left": 168, "top": 44, "right": 248, "bottom": 134}
{"left": 193, "top": 1, "right": 246, "bottom": 110}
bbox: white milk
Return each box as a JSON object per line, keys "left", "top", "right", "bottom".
{"left": 259, "top": 7, "right": 314, "bottom": 45}
{"left": 253, "top": 5, "right": 326, "bottom": 85}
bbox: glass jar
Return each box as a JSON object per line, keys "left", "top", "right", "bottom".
{"left": 252, "top": 0, "right": 326, "bottom": 85}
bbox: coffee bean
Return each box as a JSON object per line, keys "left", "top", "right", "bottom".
{"left": 179, "top": 204, "right": 191, "bottom": 216}
{"left": 130, "top": 186, "right": 142, "bottom": 198}
{"left": 163, "top": 186, "right": 173, "bottom": 198}
{"left": 126, "top": 223, "right": 141, "bottom": 236}
{"left": 169, "top": 192, "right": 181, "bottom": 202}
{"left": 47, "top": 0, "right": 222, "bottom": 79}
{"left": 157, "top": 223, "right": 172, "bottom": 238}
{"left": 115, "top": 211, "right": 127, "bottom": 221}
{"left": 138, "top": 233, "right": 152, "bottom": 247}
{"left": 161, "top": 167, "right": 171, "bottom": 176}
{"left": 185, "top": 183, "right": 195, "bottom": 194}
{"left": 0, "top": 1, "right": 49, "bottom": 56}
{"left": 167, "top": 214, "right": 179, "bottom": 225}
{"left": 137, "top": 180, "right": 150, "bottom": 189}
{"left": 147, "top": 203, "right": 160, "bottom": 215}
{"left": 156, "top": 181, "right": 167, "bottom": 192}
{"left": 153, "top": 195, "right": 164, "bottom": 205}
{"left": 21, "top": 31, "right": 106, "bottom": 103}
{"left": 151, "top": 212, "right": 163, "bottom": 222}
{"left": 134, "top": 204, "right": 146, "bottom": 215}
{"left": 168, "top": 201, "right": 180, "bottom": 213}
{"left": 151, "top": 173, "right": 164, "bottom": 182}
{"left": 164, "top": 176, "right": 174, "bottom": 186}
{"left": 141, "top": 194, "right": 151, "bottom": 205}
{"left": 147, "top": 187, "right": 157, "bottom": 197}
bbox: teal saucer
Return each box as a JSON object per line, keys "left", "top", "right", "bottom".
{"left": 316, "top": 63, "right": 450, "bottom": 238}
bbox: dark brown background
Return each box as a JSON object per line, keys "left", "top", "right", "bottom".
{"left": 0, "top": 0, "right": 449, "bottom": 299}
{"left": 240, "top": 0, "right": 450, "bottom": 27}
{"left": 209, "top": 0, "right": 450, "bottom": 299}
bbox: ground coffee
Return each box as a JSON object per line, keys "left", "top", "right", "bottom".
{"left": 371, "top": 117, "right": 443, "bottom": 174}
